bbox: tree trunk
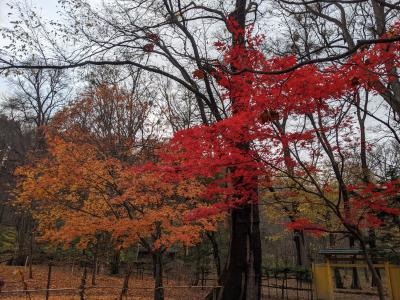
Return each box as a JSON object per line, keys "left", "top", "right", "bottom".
{"left": 152, "top": 251, "right": 164, "bottom": 300}
{"left": 206, "top": 232, "right": 222, "bottom": 282}
{"left": 192, "top": 246, "right": 201, "bottom": 286}
{"left": 0, "top": 205, "right": 4, "bottom": 223}
{"left": 119, "top": 265, "right": 132, "bottom": 300}
{"left": 328, "top": 233, "right": 344, "bottom": 288}
{"left": 110, "top": 249, "right": 120, "bottom": 275}
{"left": 79, "top": 265, "right": 87, "bottom": 300}
{"left": 28, "top": 232, "right": 33, "bottom": 279}
{"left": 13, "top": 215, "right": 29, "bottom": 266}
{"left": 368, "top": 229, "right": 381, "bottom": 287}
{"left": 349, "top": 237, "right": 361, "bottom": 290}
{"left": 293, "top": 230, "right": 309, "bottom": 267}
{"left": 217, "top": 203, "right": 262, "bottom": 300}
{"left": 213, "top": 1, "right": 262, "bottom": 299}
{"left": 92, "top": 249, "right": 97, "bottom": 286}
{"left": 359, "top": 238, "right": 386, "bottom": 300}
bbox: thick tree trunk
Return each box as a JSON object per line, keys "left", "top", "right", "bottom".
{"left": 217, "top": 203, "right": 262, "bottom": 300}
{"left": 293, "top": 230, "right": 309, "bottom": 267}
{"left": 213, "top": 1, "right": 262, "bottom": 299}
{"left": 152, "top": 251, "right": 164, "bottom": 300}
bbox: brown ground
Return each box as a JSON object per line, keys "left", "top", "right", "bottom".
{"left": 0, "top": 264, "right": 210, "bottom": 300}
{"left": 0, "top": 265, "right": 384, "bottom": 300}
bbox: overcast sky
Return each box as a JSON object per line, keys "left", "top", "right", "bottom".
{"left": 0, "top": 1, "right": 104, "bottom": 98}
{"left": 0, "top": 0, "right": 60, "bottom": 97}
{"left": 0, "top": 0, "right": 60, "bottom": 26}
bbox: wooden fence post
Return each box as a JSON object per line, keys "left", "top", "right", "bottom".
{"left": 212, "top": 287, "right": 217, "bottom": 300}
{"left": 79, "top": 265, "right": 87, "bottom": 300}
{"left": 45, "top": 263, "right": 53, "bottom": 300}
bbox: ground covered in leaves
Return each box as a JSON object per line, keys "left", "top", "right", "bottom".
{"left": 0, "top": 265, "right": 383, "bottom": 300}
{"left": 0, "top": 264, "right": 210, "bottom": 299}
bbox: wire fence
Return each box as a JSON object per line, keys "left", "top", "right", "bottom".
{"left": 262, "top": 268, "right": 313, "bottom": 300}
{"left": 0, "top": 271, "right": 311, "bottom": 300}
{"left": 0, "top": 264, "right": 220, "bottom": 300}
{"left": 1, "top": 264, "right": 386, "bottom": 300}
{"left": 0, "top": 285, "right": 220, "bottom": 300}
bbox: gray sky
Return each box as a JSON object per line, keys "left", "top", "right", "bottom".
{"left": 0, "top": 0, "right": 61, "bottom": 97}
{"left": 0, "top": 0, "right": 103, "bottom": 97}
{"left": 0, "top": 0, "right": 60, "bottom": 27}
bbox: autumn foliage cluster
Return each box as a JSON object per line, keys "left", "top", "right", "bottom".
{"left": 15, "top": 85, "right": 218, "bottom": 253}
{"left": 14, "top": 19, "right": 400, "bottom": 257}
{"left": 157, "top": 19, "right": 400, "bottom": 231}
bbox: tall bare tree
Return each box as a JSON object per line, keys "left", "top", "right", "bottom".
{"left": 1, "top": 67, "right": 69, "bottom": 267}
{"left": 267, "top": 0, "right": 400, "bottom": 115}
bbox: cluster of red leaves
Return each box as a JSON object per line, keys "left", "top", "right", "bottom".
{"left": 151, "top": 19, "right": 400, "bottom": 230}
{"left": 146, "top": 32, "right": 160, "bottom": 43}
{"left": 285, "top": 218, "right": 326, "bottom": 237}
{"left": 347, "top": 180, "right": 400, "bottom": 228}
{"left": 192, "top": 69, "right": 206, "bottom": 79}
{"left": 143, "top": 43, "right": 155, "bottom": 52}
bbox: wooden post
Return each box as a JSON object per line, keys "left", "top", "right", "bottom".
{"left": 385, "top": 262, "right": 393, "bottom": 300}
{"left": 45, "top": 263, "right": 52, "bottom": 300}
{"left": 28, "top": 232, "right": 33, "bottom": 279}
{"left": 326, "top": 260, "right": 334, "bottom": 300}
{"left": 212, "top": 287, "right": 217, "bottom": 300}
{"left": 285, "top": 271, "right": 289, "bottom": 300}
{"left": 24, "top": 256, "right": 29, "bottom": 272}
{"left": 71, "top": 258, "right": 75, "bottom": 275}
{"left": 201, "top": 268, "right": 205, "bottom": 290}
{"left": 17, "top": 270, "right": 31, "bottom": 300}
{"left": 79, "top": 265, "right": 87, "bottom": 300}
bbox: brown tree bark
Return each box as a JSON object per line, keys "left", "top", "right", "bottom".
{"left": 217, "top": 203, "right": 262, "bottom": 300}
{"left": 212, "top": 2, "right": 262, "bottom": 300}
{"left": 110, "top": 248, "right": 121, "bottom": 275}
{"left": 206, "top": 232, "right": 222, "bottom": 282}
{"left": 152, "top": 251, "right": 164, "bottom": 300}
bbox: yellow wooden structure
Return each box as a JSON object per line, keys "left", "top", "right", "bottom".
{"left": 388, "top": 264, "right": 400, "bottom": 300}
{"left": 312, "top": 249, "right": 400, "bottom": 300}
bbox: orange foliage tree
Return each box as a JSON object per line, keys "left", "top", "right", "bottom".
{"left": 15, "top": 84, "right": 219, "bottom": 300}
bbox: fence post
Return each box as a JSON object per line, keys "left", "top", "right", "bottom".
{"left": 79, "top": 265, "right": 87, "bottom": 300}
{"left": 212, "top": 287, "right": 217, "bottom": 300}
{"left": 17, "top": 270, "right": 30, "bottom": 300}
{"left": 385, "top": 262, "right": 393, "bottom": 300}
{"left": 45, "top": 263, "right": 53, "bottom": 300}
